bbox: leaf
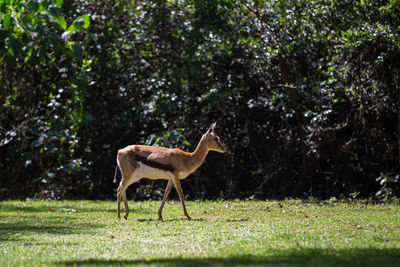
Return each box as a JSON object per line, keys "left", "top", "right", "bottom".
{"left": 145, "top": 134, "right": 155, "bottom": 145}
{"left": 48, "top": 30, "right": 62, "bottom": 43}
{"left": 36, "top": 22, "right": 46, "bottom": 35}
{"left": 71, "top": 42, "right": 83, "bottom": 55}
{"left": 61, "top": 30, "right": 71, "bottom": 41}
{"left": 0, "top": 130, "right": 17, "bottom": 146}
{"left": 9, "top": 38, "right": 23, "bottom": 57}
{"left": 54, "top": 15, "right": 67, "bottom": 30}
{"left": 38, "top": 1, "right": 46, "bottom": 11}
{"left": 3, "top": 13, "right": 11, "bottom": 30}
{"left": 21, "top": 13, "right": 35, "bottom": 26}
{"left": 73, "top": 19, "right": 85, "bottom": 31}
{"left": 39, "top": 11, "right": 54, "bottom": 23}
{"left": 49, "top": 6, "right": 62, "bottom": 17}
{"left": 27, "top": 0, "right": 39, "bottom": 12}
{"left": 0, "top": 29, "right": 9, "bottom": 41}
{"left": 67, "top": 24, "right": 76, "bottom": 33}
{"left": 84, "top": 29, "right": 96, "bottom": 41}
{"left": 80, "top": 15, "right": 90, "bottom": 29}
{"left": 56, "top": 0, "right": 63, "bottom": 7}
{"left": 73, "top": 15, "right": 90, "bottom": 31}
{"left": 170, "top": 131, "right": 179, "bottom": 142}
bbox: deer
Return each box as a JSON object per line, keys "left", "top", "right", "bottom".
{"left": 114, "top": 122, "right": 228, "bottom": 220}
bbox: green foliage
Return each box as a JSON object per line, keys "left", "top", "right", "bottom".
{"left": 1, "top": 200, "right": 400, "bottom": 266}
{"left": 0, "top": 0, "right": 94, "bottom": 198}
{"left": 1, "top": 0, "right": 400, "bottom": 199}
{"left": 376, "top": 174, "right": 400, "bottom": 201}
{"left": 145, "top": 129, "right": 191, "bottom": 148}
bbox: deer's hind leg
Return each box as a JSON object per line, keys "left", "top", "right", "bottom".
{"left": 117, "top": 175, "right": 132, "bottom": 219}
{"left": 158, "top": 180, "right": 173, "bottom": 221}
{"left": 116, "top": 151, "right": 138, "bottom": 219}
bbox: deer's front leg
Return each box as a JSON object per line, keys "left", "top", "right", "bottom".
{"left": 173, "top": 175, "right": 191, "bottom": 220}
{"left": 158, "top": 180, "right": 173, "bottom": 221}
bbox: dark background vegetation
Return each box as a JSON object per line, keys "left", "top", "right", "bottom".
{"left": 1, "top": 0, "right": 400, "bottom": 201}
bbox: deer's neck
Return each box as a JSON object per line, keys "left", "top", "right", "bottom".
{"left": 188, "top": 135, "right": 209, "bottom": 173}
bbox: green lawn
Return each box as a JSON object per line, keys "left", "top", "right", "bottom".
{"left": 1, "top": 199, "right": 399, "bottom": 266}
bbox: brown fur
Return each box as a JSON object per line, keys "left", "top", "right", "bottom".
{"left": 116, "top": 122, "right": 227, "bottom": 220}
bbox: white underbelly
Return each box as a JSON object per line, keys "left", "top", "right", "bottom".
{"left": 128, "top": 163, "right": 193, "bottom": 185}
{"left": 134, "top": 162, "right": 175, "bottom": 181}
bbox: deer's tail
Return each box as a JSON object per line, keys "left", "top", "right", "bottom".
{"left": 113, "top": 165, "right": 120, "bottom": 184}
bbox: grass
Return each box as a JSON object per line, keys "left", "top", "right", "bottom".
{"left": 1, "top": 199, "right": 400, "bottom": 266}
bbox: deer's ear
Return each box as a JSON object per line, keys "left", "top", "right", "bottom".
{"left": 206, "top": 122, "right": 216, "bottom": 134}
{"left": 211, "top": 122, "right": 216, "bottom": 131}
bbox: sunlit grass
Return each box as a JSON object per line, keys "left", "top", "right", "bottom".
{"left": 1, "top": 200, "right": 399, "bottom": 266}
